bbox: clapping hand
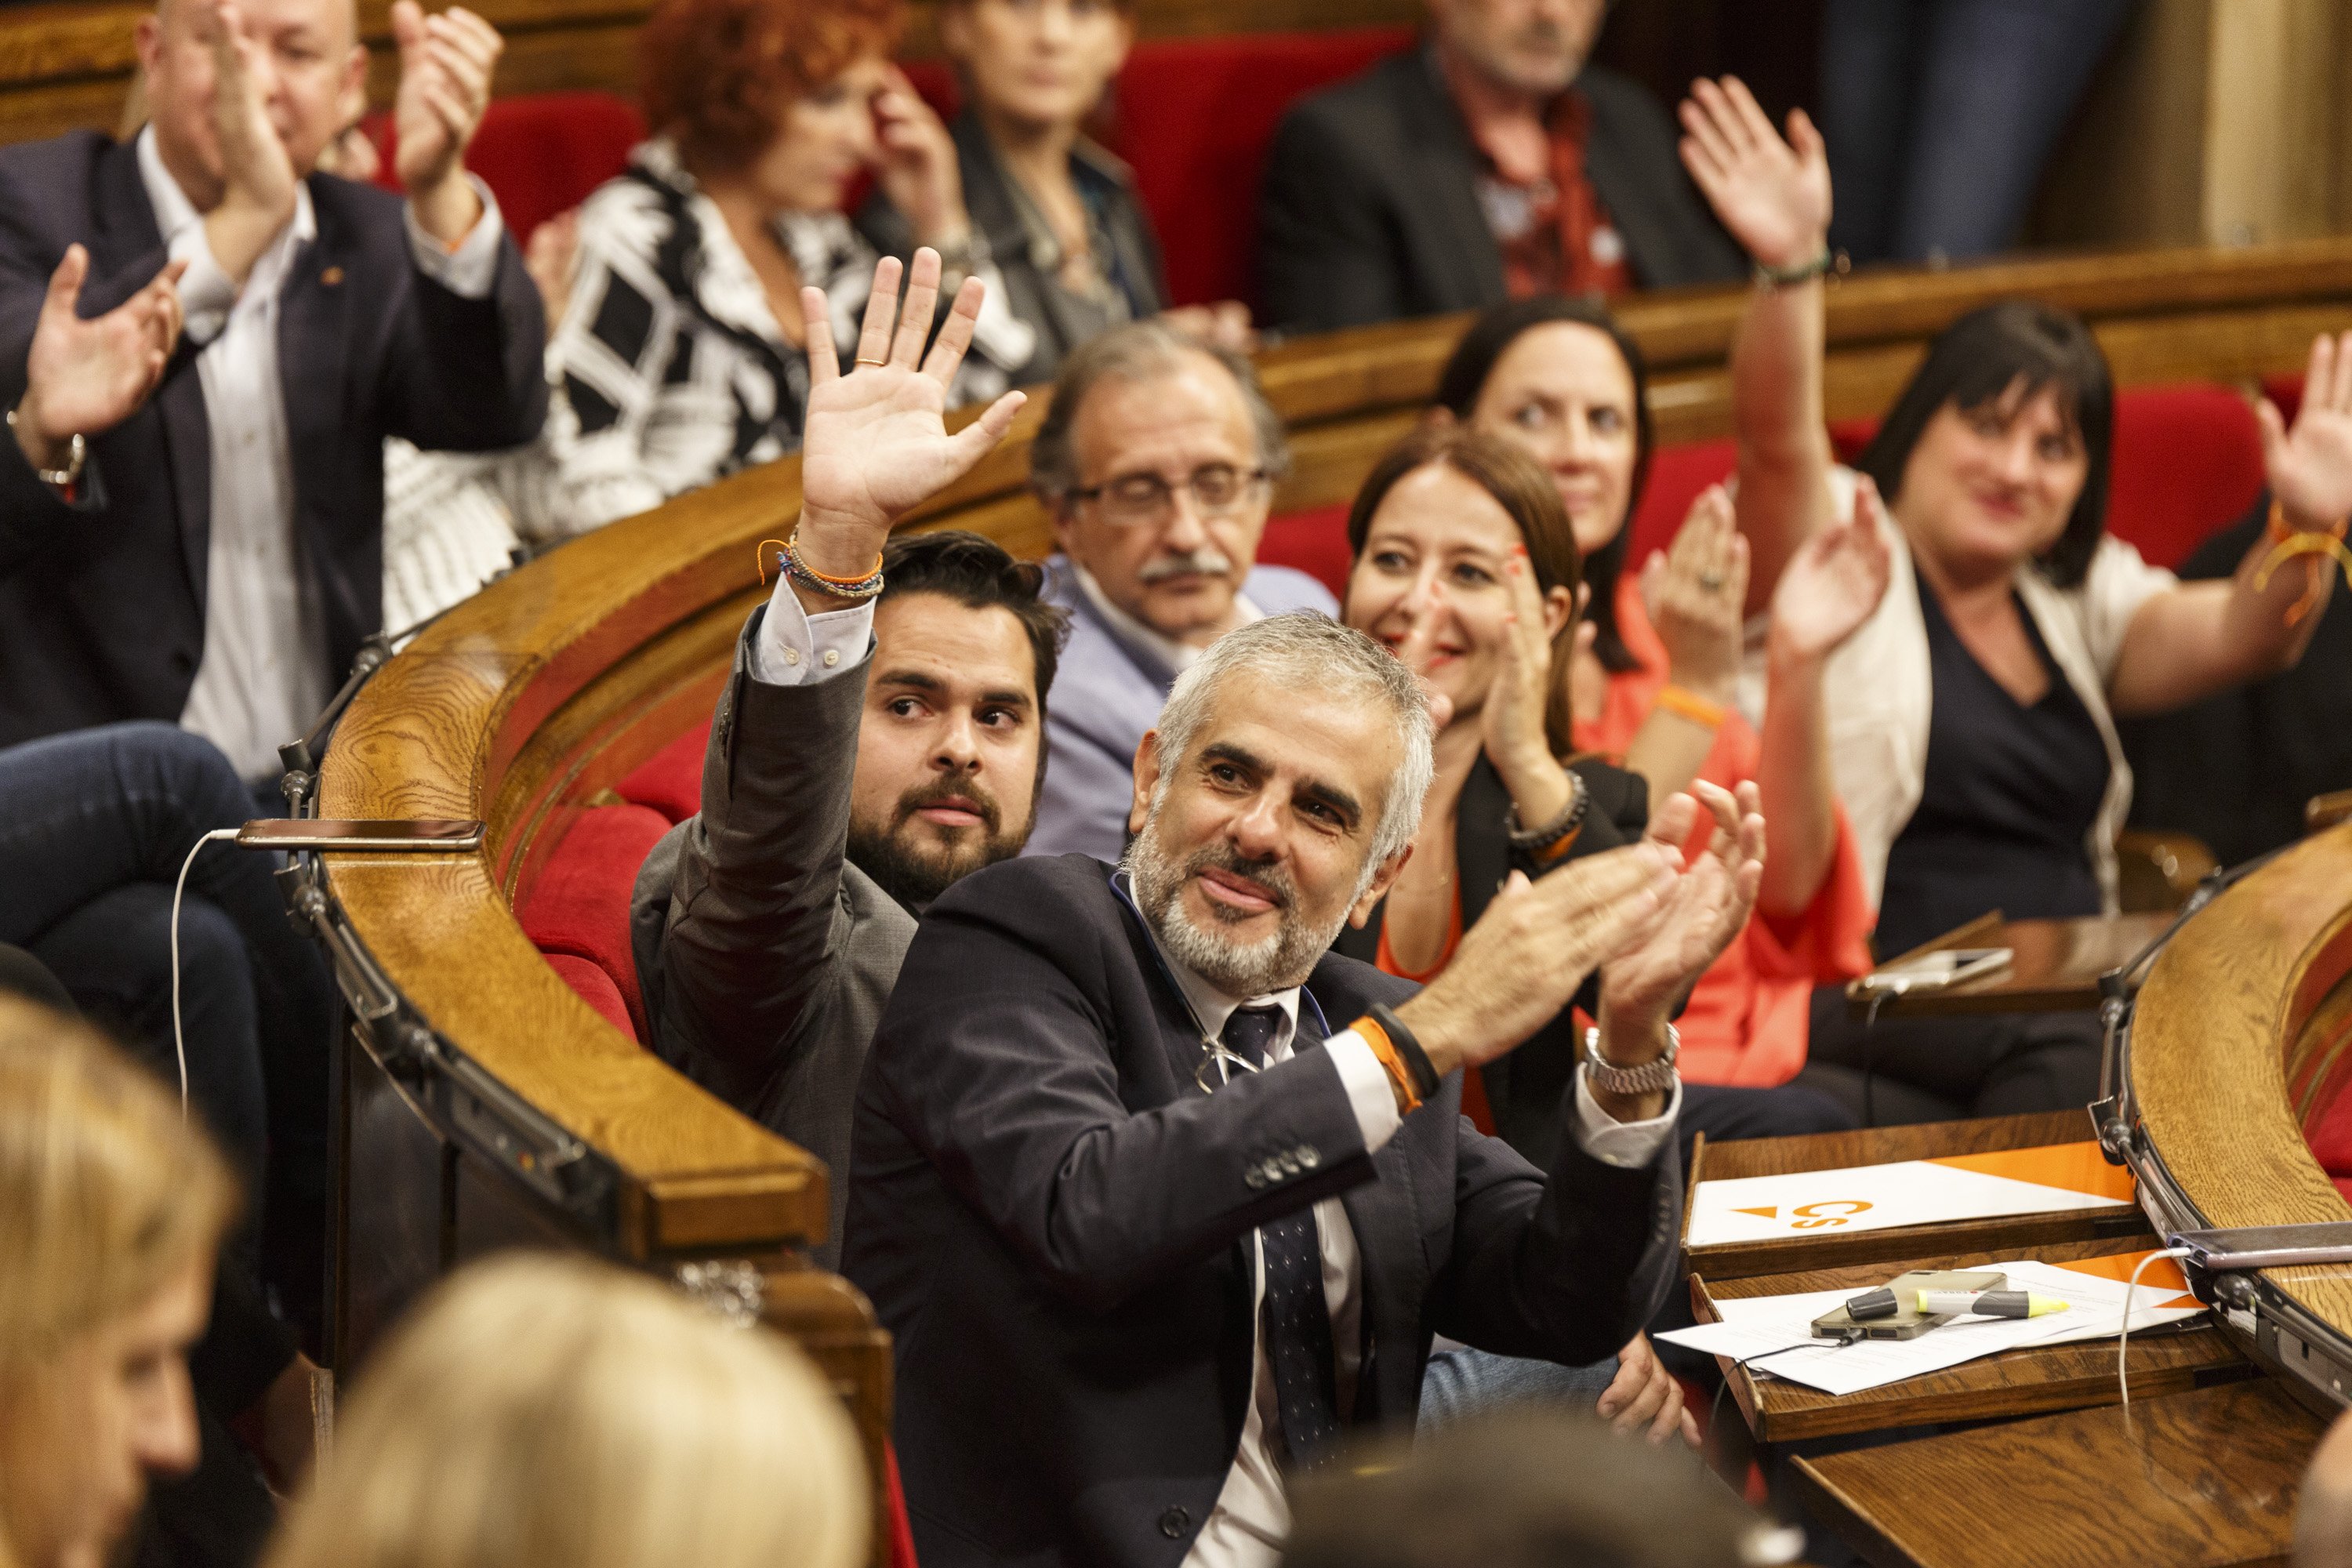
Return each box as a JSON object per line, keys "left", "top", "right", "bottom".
{"left": 2261, "top": 331, "right": 2352, "bottom": 532}
{"left": 391, "top": 1, "right": 500, "bottom": 244}
{"left": 1642, "top": 486, "right": 1748, "bottom": 705}
{"left": 198, "top": 0, "right": 299, "bottom": 285}
{"left": 14, "top": 247, "right": 186, "bottom": 470}
{"left": 792, "top": 250, "right": 1027, "bottom": 579}
{"left": 1677, "top": 75, "right": 1830, "bottom": 272}
{"left": 1598, "top": 779, "right": 1766, "bottom": 1029}
{"left": 1768, "top": 474, "right": 1892, "bottom": 666}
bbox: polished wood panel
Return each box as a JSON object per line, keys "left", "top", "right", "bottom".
{"left": 1848, "top": 911, "right": 2177, "bottom": 1020}
{"left": 1792, "top": 1381, "right": 2322, "bottom": 1568}
{"left": 1684, "top": 1111, "right": 2151, "bottom": 1281}
{"left": 1693, "top": 1238, "right": 2247, "bottom": 1443}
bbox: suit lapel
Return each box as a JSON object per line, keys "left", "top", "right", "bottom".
{"left": 277, "top": 183, "right": 353, "bottom": 618}
{"left": 1392, "top": 53, "right": 1508, "bottom": 310}
{"left": 93, "top": 140, "right": 211, "bottom": 599}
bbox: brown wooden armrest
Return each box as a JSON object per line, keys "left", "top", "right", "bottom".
{"left": 2308, "top": 789, "right": 2352, "bottom": 833}
{"left": 2114, "top": 828, "right": 2217, "bottom": 913}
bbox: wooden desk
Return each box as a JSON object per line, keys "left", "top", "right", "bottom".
{"left": 1791, "top": 1380, "right": 2322, "bottom": 1568}
{"left": 1685, "top": 1111, "right": 2153, "bottom": 1280}
{"left": 1845, "top": 911, "right": 2177, "bottom": 1020}
{"left": 1693, "top": 1238, "right": 2248, "bottom": 1443}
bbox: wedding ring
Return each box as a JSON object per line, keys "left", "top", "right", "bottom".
{"left": 1698, "top": 571, "right": 1727, "bottom": 591}
{"left": 854, "top": 356, "right": 889, "bottom": 367}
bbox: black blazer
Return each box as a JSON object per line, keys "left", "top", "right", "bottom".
{"left": 0, "top": 131, "right": 547, "bottom": 747}
{"left": 1334, "top": 756, "right": 1647, "bottom": 1171}
{"left": 1257, "top": 49, "right": 1745, "bottom": 332}
{"left": 842, "top": 851, "right": 1681, "bottom": 1568}
{"left": 858, "top": 110, "right": 1171, "bottom": 388}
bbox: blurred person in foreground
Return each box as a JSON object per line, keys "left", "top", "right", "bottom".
{"left": 1023, "top": 321, "right": 1336, "bottom": 860}
{"left": 1257, "top": 0, "right": 1742, "bottom": 334}
{"left": 2299, "top": 1407, "right": 2352, "bottom": 1568}
{"left": 1281, "top": 1408, "right": 1801, "bottom": 1568}
{"left": 859, "top": 0, "right": 1254, "bottom": 387}
{"left": 263, "top": 1254, "right": 867, "bottom": 1568}
{"left": 469, "top": 0, "right": 1033, "bottom": 541}
{"left": 0, "top": 996, "right": 236, "bottom": 1568}
{"left": 0, "top": 0, "right": 545, "bottom": 778}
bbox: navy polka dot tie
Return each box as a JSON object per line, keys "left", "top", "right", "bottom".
{"left": 1224, "top": 1005, "right": 1341, "bottom": 1471}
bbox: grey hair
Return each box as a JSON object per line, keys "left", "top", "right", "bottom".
{"left": 1028, "top": 320, "right": 1294, "bottom": 505}
{"left": 1152, "top": 613, "right": 1435, "bottom": 866}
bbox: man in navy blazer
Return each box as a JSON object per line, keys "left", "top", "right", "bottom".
{"left": 845, "top": 605, "right": 1767, "bottom": 1564}
{"left": 0, "top": 0, "right": 546, "bottom": 769}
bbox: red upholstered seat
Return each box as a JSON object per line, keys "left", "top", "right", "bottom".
{"left": 617, "top": 718, "right": 714, "bottom": 825}
{"left": 514, "top": 803, "right": 672, "bottom": 1040}
{"left": 542, "top": 951, "right": 637, "bottom": 1037}
{"left": 365, "top": 92, "right": 646, "bottom": 244}
{"left": 1256, "top": 503, "right": 1353, "bottom": 598}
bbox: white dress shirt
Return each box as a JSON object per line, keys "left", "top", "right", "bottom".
{"left": 137, "top": 127, "right": 506, "bottom": 782}
{"left": 752, "top": 570, "right": 1679, "bottom": 1567}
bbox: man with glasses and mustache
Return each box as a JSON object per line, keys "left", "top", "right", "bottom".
{"left": 1025, "top": 319, "right": 1339, "bottom": 862}
{"left": 844, "top": 606, "right": 1767, "bottom": 1568}
{"left": 632, "top": 249, "right": 1055, "bottom": 1271}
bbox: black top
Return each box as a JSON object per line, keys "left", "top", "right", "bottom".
{"left": 1878, "top": 578, "right": 2109, "bottom": 956}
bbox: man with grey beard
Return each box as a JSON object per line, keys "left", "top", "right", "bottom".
{"left": 1023, "top": 319, "right": 1338, "bottom": 862}
{"left": 844, "top": 610, "right": 1768, "bottom": 1568}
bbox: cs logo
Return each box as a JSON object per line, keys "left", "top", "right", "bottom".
{"left": 1791, "top": 1200, "right": 1873, "bottom": 1230}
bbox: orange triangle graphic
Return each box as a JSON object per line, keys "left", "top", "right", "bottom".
{"left": 1924, "top": 1141, "right": 2136, "bottom": 1202}
{"left": 1732, "top": 1206, "right": 1779, "bottom": 1219}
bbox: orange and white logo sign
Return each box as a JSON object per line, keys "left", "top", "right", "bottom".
{"left": 1686, "top": 1142, "right": 2134, "bottom": 1250}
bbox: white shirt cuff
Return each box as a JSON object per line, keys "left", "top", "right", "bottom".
{"left": 165, "top": 224, "right": 236, "bottom": 346}
{"left": 749, "top": 578, "right": 874, "bottom": 686}
{"left": 404, "top": 174, "right": 505, "bottom": 299}
{"left": 1326, "top": 1027, "right": 1404, "bottom": 1155}
{"left": 1572, "top": 1067, "right": 1682, "bottom": 1169}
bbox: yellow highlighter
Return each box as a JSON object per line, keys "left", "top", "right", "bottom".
{"left": 1914, "top": 1288, "right": 2068, "bottom": 1319}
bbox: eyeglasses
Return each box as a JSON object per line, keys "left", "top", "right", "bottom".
{"left": 1069, "top": 463, "right": 1271, "bottom": 526}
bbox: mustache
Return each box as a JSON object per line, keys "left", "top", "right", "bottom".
{"left": 895, "top": 775, "right": 1002, "bottom": 834}
{"left": 1139, "top": 548, "right": 1236, "bottom": 583}
{"left": 1180, "top": 841, "right": 1295, "bottom": 913}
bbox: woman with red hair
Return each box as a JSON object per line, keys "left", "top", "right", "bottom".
{"left": 477, "top": 0, "right": 1031, "bottom": 538}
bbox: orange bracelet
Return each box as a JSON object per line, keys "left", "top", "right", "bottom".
{"left": 1352, "top": 1015, "right": 1424, "bottom": 1116}
{"left": 2253, "top": 500, "right": 2352, "bottom": 628}
{"left": 1530, "top": 822, "right": 1585, "bottom": 866}
{"left": 1653, "top": 684, "right": 1726, "bottom": 731}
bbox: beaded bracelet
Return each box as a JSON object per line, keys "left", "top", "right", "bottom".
{"left": 757, "top": 532, "right": 887, "bottom": 601}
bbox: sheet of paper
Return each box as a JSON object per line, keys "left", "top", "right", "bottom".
{"left": 1656, "top": 1254, "right": 2207, "bottom": 1398}
{"left": 1686, "top": 1144, "right": 2133, "bottom": 1251}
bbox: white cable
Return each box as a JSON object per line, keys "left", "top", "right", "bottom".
{"left": 2118, "top": 1246, "right": 2196, "bottom": 1409}
{"left": 169, "top": 829, "right": 243, "bottom": 1123}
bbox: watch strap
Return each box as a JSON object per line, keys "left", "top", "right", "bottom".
{"left": 1581, "top": 1022, "right": 1679, "bottom": 1098}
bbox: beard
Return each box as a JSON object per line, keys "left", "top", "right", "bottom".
{"left": 1123, "top": 813, "right": 1349, "bottom": 999}
{"left": 848, "top": 775, "right": 1028, "bottom": 912}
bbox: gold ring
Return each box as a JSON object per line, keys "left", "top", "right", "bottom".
{"left": 854, "top": 356, "right": 889, "bottom": 368}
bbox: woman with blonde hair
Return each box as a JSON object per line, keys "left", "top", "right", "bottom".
{"left": 0, "top": 996, "right": 236, "bottom": 1568}
{"left": 267, "top": 1253, "right": 868, "bottom": 1568}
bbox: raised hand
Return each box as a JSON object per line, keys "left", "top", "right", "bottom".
{"left": 793, "top": 249, "right": 1027, "bottom": 576}
{"left": 1599, "top": 779, "right": 1766, "bottom": 1029}
{"left": 1642, "top": 486, "right": 1748, "bottom": 703}
{"left": 2261, "top": 331, "right": 2352, "bottom": 532}
{"left": 1394, "top": 840, "right": 1681, "bottom": 1080}
{"left": 15, "top": 247, "right": 186, "bottom": 467}
{"left": 1768, "top": 474, "right": 1892, "bottom": 665}
{"left": 391, "top": 1, "right": 500, "bottom": 242}
{"left": 1677, "top": 76, "right": 1830, "bottom": 272}
{"left": 199, "top": 0, "right": 299, "bottom": 285}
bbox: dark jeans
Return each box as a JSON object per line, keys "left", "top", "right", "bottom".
{"left": 1820, "top": 0, "right": 2133, "bottom": 264}
{"left": 0, "top": 722, "right": 332, "bottom": 1328}
{"left": 1793, "top": 982, "right": 2103, "bottom": 1126}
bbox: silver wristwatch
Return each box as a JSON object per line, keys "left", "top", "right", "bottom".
{"left": 7, "top": 405, "right": 85, "bottom": 492}
{"left": 1582, "top": 1022, "right": 1680, "bottom": 1097}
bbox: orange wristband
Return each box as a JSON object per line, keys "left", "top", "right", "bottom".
{"left": 1654, "top": 684, "right": 1726, "bottom": 731}
{"left": 1353, "top": 1015, "right": 1423, "bottom": 1116}
{"left": 1530, "top": 823, "right": 1584, "bottom": 866}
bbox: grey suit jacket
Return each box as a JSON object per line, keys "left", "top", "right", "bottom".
{"left": 631, "top": 607, "right": 909, "bottom": 1269}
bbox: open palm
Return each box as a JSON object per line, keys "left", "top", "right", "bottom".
{"left": 795, "top": 252, "right": 1025, "bottom": 568}
{"left": 1600, "top": 782, "right": 1764, "bottom": 1022}
{"left": 2262, "top": 332, "right": 2352, "bottom": 530}
{"left": 21, "top": 246, "right": 183, "bottom": 442}
{"left": 1679, "top": 77, "right": 1831, "bottom": 271}
{"left": 1770, "top": 475, "right": 1892, "bottom": 662}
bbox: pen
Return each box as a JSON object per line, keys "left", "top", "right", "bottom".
{"left": 1914, "top": 1288, "right": 2067, "bottom": 1319}
{"left": 1842, "top": 1287, "right": 1901, "bottom": 1321}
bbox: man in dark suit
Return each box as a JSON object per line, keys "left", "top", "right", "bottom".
{"left": 0, "top": 0, "right": 546, "bottom": 775}
{"left": 844, "top": 608, "right": 1766, "bottom": 1563}
{"left": 1258, "top": 0, "right": 1745, "bottom": 334}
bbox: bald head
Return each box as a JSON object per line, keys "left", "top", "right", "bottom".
{"left": 2298, "top": 1410, "right": 2352, "bottom": 1568}
{"left": 137, "top": 0, "right": 366, "bottom": 211}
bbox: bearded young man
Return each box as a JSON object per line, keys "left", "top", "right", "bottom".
{"left": 631, "top": 249, "right": 1049, "bottom": 1270}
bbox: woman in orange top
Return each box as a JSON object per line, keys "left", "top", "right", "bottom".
{"left": 1417, "top": 79, "right": 1890, "bottom": 1087}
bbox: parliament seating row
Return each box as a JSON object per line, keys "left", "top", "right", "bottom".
{"left": 359, "top": 24, "right": 1417, "bottom": 310}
